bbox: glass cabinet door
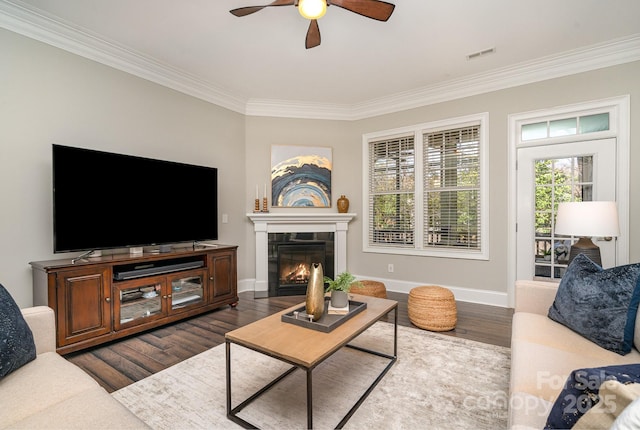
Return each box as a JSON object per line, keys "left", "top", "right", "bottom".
{"left": 169, "top": 269, "right": 206, "bottom": 314}
{"left": 115, "top": 278, "right": 166, "bottom": 329}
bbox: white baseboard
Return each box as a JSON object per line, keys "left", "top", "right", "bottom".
{"left": 351, "top": 275, "right": 509, "bottom": 308}
{"left": 238, "top": 276, "right": 510, "bottom": 308}
{"left": 237, "top": 279, "right": 256, "bottom": 295}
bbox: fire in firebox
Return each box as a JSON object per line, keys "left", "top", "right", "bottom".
{"left": 281, "top": 263, "right": 311, "bottom": 284}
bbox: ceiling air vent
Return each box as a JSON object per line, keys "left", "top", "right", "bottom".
{"left": 467, "top": 47, "right": 496, "bottom": 60}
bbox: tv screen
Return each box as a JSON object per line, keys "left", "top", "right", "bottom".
{"left": 52, "top": 144, "right": 218, "bottom": 253}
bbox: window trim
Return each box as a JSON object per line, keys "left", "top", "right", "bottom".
{"left": 362, "top": 112, "right": 489, "bottom": 260}
{"left": 515, "top": 103, "right": 619, "bottom": 148}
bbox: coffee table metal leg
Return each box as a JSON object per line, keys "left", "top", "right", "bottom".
{"left": 226, "top": 341, "right": 231, "bottom": 418}
{"left": 307, "top": 369, "right": 313, "bottom": 429}
{"left": 393, "top": 304, "right": 398, "bottom": 356}
{"left": 227, "top": 339, "right": 299, "bottom": 428}
{"left": 337, "top": 306, "right": 398, "bottom": 428}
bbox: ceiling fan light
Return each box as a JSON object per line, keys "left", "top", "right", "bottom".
{"left": 298, "top": 0, "right": 327, "bottom": 20}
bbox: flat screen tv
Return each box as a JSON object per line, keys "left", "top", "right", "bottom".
{"left": 52, "top": 144, "right": 218, "bottom": 253}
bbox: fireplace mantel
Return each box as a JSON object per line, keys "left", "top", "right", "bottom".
{"left": 247, "top": 213, "right": 355, "bottom": 298}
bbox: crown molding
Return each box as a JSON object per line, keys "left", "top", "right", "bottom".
{"left": 244, "top": 99, "right": 353, "bottom": 120}
{"left": 343, "top": 34, "right": 640, "bottom": 121}
{"left": 0, "top": 0, "right": 247, "bottom": 114}
{"left": 248, "top": 34, "right": 640, "bottom": 120}
{"left": 241, "top": 34, "right": 640, "bottom": 120}
{"left": 2, "top": 0, "right": 639, "bottom": 121}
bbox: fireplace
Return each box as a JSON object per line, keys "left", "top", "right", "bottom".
{"left": 269, "top": 233, "right": 334, "bottom": 296}
{"left": 248, "top": 213, "right": 355, "bottom": 298}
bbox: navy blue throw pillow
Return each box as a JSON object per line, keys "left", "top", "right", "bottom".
{"left": 545, "top": 364, "right": 640, "bottom": 429}
{"left": 0, "top": 283, "right": 36, "bottom": 378}
{"left": 548, "top": 254, "right": 640, "bottom": 355}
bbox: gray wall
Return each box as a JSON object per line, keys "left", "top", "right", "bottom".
{"left": 244, "top": 61, "right": 640, "bottom": 305}
{"left": 1, "top": 29, "right": 246, "bottom": 307}
{"left": 353, "top": 62, "right": 640, "bottom": 299}
{"left": 3, "top": 27, "right": 639, "bottom": 308}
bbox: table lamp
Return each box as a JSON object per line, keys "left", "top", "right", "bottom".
{"left": 554, "top": 201, "right": 619, "bottom": 266}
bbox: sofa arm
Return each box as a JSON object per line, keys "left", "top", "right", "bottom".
{"left": 514, "top": 280, "right": 559, "bottom": 316}
{"left": 21, "top": 306, "right": 56, "bottom": 354}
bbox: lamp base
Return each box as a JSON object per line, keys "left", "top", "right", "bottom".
{"left": 567, "top": 237, "right": 601, "bottom": 266}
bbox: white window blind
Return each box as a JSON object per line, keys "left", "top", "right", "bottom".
{"left": 363, "top": 113, "right": 487, "bottom": 260}
{"left": 368, "top": 135, "right": 415, "bottom": 247}
{"left": 423, "top": 126, "right": 481, "bottom": 251}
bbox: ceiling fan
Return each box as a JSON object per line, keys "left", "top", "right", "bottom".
{"left": 229, "top": 0, "right": 395, "bottom": 49}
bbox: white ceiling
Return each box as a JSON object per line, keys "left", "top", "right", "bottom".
{"left": 2, "top": 0, "right": 640, "bottom": 119}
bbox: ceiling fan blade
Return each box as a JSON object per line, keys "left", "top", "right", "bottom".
{"left": 329, "top": 0, "right": 395, "bottom": 21}
{"left": 230, "top": 0, "right": 295, "bottom": 17}
{"left": 305, "top": 19, "right": 321, "bottom": 49}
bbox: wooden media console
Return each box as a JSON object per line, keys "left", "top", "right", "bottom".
{"left": 30, "top": 245, "right": 238, "bottom": 354}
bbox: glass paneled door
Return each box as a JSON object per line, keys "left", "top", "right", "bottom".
{"left": 516, "top": 139, "right": 617, "bottom": 281}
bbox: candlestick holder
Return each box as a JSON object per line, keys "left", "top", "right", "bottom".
{"left": 262, "top": 197, "right": 269, "bottom": 212}
{"left": 253, "top": 198, "right": 260, "bottom": 213}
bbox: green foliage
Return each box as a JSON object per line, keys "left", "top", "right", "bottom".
{"left": 323, "top": 271, "right": 361, "bottom": 292}
{"left": 534, "top": 159, "right": 578, "bottom": 234}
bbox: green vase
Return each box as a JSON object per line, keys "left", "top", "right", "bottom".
{"left": 305, "top": 262, "right": 325, "bottom": 321}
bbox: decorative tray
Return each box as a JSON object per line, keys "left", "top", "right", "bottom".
{"left": 281, "top": 298, "right": 367, "bottom": 333}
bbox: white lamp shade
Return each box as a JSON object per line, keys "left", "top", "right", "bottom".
{"left": 555, "top": 201, "right": 620, "bottom": 237}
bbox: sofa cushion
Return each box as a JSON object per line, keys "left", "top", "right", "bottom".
{"left": 0, "top": 283, "right": 36, "bottom": 378}
{"left": 509, "top": 311, "right": 640, "bottom": 430}
{"left": 8, "top": 386, "right": 149, "bottom": 429}
{"left": 509, "top": 391, "right": 553, "bottom": 430}
{"left": 0, "top": 352, "right": 100, "bottom": 428}
{"left": 509, "top": 337, "right": 639, "bottom": 404}
{"left": 512, "top": 313, "right": 640, "bottom": 365}
{"left": 548, "top": 254, "right": 640, "bottom": 355}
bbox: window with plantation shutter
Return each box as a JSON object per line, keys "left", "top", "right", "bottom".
{"left": 363, "top": 113, "right": 488, "bottom": 260}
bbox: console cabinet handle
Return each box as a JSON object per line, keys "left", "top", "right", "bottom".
{"left": 105, "top": 297, "right": 111, "bottom": 302}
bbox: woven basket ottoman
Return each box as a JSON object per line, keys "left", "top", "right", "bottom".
{"left": 349, "top": 280, "right": 387, "bottom": 299}
{"left": 408, "top": 285, "right": 457, "bottom": 331}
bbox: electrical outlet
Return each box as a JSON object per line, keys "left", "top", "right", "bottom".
{"left": 387, "top": 263, "right": 394, "bottom": 273}
{"left": 222, "top": 213, "right": 228, "bottom": 224}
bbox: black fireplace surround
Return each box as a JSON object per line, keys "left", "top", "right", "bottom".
{"left": 268, "top": 232, "right": 334, "bottom": 296}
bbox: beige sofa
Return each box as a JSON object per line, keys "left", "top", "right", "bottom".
{"left": 509, "top": 280, "right": 640, "bottom": 429}
{"left": 0, "top": 306, "right": 148, "bottom": 429}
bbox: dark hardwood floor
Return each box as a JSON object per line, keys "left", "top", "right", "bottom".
{"left": 65, "top": 291, "right": 513, "bottom": 393}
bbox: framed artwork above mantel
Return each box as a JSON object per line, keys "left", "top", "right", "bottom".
{"left": 270, "top": 145, "right": 332, "bottom": 208}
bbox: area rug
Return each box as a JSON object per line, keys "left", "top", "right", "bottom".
{"left": 112, "top": 322, "right": 510, "bottom": 429}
